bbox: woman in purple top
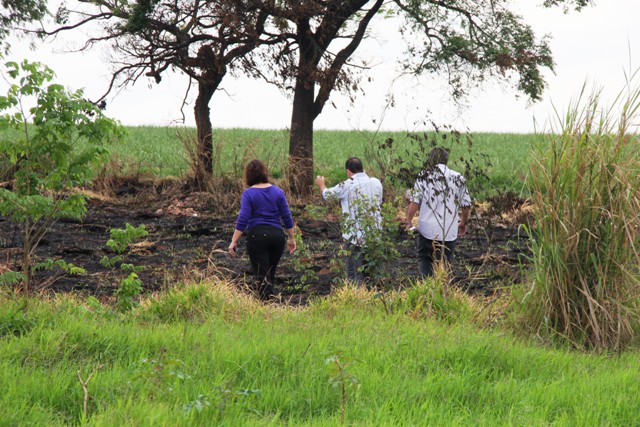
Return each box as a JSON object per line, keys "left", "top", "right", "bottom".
{"left": 229, "top": 160, "right": 296, "bottom": 299}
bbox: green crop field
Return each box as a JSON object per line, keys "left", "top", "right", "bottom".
{"left": 107, "top": 127, "right": 544, "bottom": 198}
{"left": 0, "top": 125, "right": 544, "bottom": 198}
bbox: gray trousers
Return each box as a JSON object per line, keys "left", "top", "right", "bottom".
{"left": 344, "top": 243, "right": 365, "bottom": 284}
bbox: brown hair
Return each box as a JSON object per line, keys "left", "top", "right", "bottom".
{"left": 245, "top": 159, "right": 269, "bottom": 186}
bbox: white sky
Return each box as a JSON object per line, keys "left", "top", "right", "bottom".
{"left": 8, "top": 0, "right": 640, "bottom": 133}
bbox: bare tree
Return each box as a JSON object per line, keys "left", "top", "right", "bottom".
{"left": 43, "top": 0, "right": 278, "bottom": 188}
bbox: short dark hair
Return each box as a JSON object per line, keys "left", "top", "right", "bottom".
{"left": 245, "top": 159, "right": 269, "bottom": 186}
{"left": 427, "top": 147, "right": 449, "bottom": 168}
{"left": 345, "top": 157, "right": 364, "bottom": 174}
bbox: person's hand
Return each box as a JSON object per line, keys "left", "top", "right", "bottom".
{"left": 287, "top": 238, "right": 297, "bottom": 254}
{"left": 458, "top": 222, "right": 467, "bottom": 237}
{"left": 228, "top": 241, "right": 238, "bottom": 257}
{"left": 315, "top": 175, "right": 325, "bottom": 187}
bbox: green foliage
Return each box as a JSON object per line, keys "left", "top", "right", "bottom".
{"left": 366, "top": 126, "right": 491, "bottom": 198}
{"left": 132, "top": 355, "right": 191, "bottom": 388}
{"left": 543, "top": 0, "right": 593, "bottom": 11}
{"left": 182, "top": 394, "right": 210, "bottom": 414}
{"left": 302, "top": 203, "right": 329, "bottom": 221}
{"left": 124, "top": 0, "right": 162, "bottom": 33}
{"left": 114, "top": 272, "right": 142, "bottom": 312}
{"left": 0, "top": 58, "right": 123, "bottom": 291}
{"left": 0, "top": 0, "right": 48, "bottom": 42}
{"left": 289, "top": 226, "right": 319, "bottom": 286}
{"left": 106, "top": 223, "right": 149, "bottom": 254}
{"left": 0, "top": 300, "right": 35, "bottom": 338}
{"left": 400, "top": 0, "right": 554, "bottom": 101}
{"left": 83, "top": 295, "right": 115, "bottom": 319}
{"left": 523, "top": 81, "right": 640, "bottom": 351}
{"left": 339, "top": 195, "right": 401, "bottom": 284}
{"left": 101, "top": 223, "right": 148, "bottom": 312}
{"left": 325, "top": 352, "right": 360, "bottom": 424}
{"left": 213, "top": 385, "right": 261, "bottom": 420}
{"left": 0, "top": 271, "right": 25, "bottom": 286}
{"left": 142, "top": 283, "right": 221, "bottom": 322}
{"left": 361, "top": 201, "right": 402, "bottom": 283}
{"left": 33, "top": 259, "right": 85, "bottom": 275}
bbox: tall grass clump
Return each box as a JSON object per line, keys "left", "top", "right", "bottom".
{"left": 523, "top": 80, "right": 640, "bottom": 351}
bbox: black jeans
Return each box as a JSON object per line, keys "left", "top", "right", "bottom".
{"left": 416, "top": 234, "right": 456, "bottom": 278}
{"left": 246, "top": 225, "right": 286, "bottom": 299}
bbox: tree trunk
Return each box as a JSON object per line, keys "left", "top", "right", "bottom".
{"left": 288, "top": 77, "right": 316, "bottom": 196}
{"left": 21, "top": 220, "right": 31, "bottom": 294}
{"left": 288, "top": 21, "right": 318, "bottom": 197}
{"left": 194, "top": 81, "right": 216, "bottom": 190}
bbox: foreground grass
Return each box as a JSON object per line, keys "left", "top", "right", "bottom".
{"left": 1, "top": 283, "right": 638, "bottom": 426}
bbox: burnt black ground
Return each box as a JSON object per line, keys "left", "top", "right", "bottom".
{"left": 0, "top": 190, "right": 533, "bottom": 304}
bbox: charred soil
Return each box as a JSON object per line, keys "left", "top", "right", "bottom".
{"left": 0, "top": 189, "right": 534, "bottom": 305}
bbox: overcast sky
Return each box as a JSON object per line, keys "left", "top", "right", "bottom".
{"left": 8, "top": 0, "right": 640, "bottom": 133}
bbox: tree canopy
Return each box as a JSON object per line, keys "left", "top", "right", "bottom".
{"left": 255, "top": 0, "right": 557, "bottom": 193}
{"left": 0, "top": 0, "right": 48, "bottom": 44}
{"left": 36, "top": 0, "right": 595, "bottom": 194}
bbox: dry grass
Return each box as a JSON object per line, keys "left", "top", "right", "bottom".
{"left": 524, "top": 80, "right": 640, "bottom": 351}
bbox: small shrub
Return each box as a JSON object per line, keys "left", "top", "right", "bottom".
{"left": 402, "top": 272, "right": 474, "bottom": 324}
{"left": 101, "top": 223, "right": 148, "bottom": 312}
{"left": 325, "top": 352, "right": 360, "bottom": 425}
{"left": 289, "top": 226, "right": 319, "bottom": 287}
{"left": 339, "top": 195, "right": 402, "bottom": 285}
{"left": 131, "top": 354, "right": 191, "bottom": 397}
{"left": 364, "top": 124, "right": 491, "bottom": 198}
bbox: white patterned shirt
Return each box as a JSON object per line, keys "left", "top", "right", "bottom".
{"left": 410, "top": 164, "right": 471, "bottom": 242}
{"left": 322, "top": 172, "right": 383, "bottom": 245}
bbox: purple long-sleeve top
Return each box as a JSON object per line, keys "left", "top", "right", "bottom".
{"left": 234, "top": 185, "right": 295, "bottom": 232}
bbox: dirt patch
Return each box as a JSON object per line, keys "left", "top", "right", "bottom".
{"left": 0, "top": 189, "right": 533, "bottom": 304}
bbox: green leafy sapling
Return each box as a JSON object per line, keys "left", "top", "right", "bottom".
{"left": 325, "top": 353, "right": 361, "bottom": 425}
{"left": 100, "top": 223, "right": 148, "bottom": 312}
{"left": 289, "top": 226, "right": 319, "bottom": 287}
{"left": 0, "top": 58, "right": 123, "bottom": 292}
{"left": 340, "top": 194, "right": 402, "bottom": 285}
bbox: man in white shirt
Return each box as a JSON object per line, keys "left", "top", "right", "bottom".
{"left": 405, "top": 148, "right": 471, "bottom": 277}
{"left": 315, "top": 157, "right": 383, "bottom": 283}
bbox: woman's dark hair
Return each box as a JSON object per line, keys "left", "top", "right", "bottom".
{"left": 245, "top": 159, "right": 269, "bottom": 186}
{"left": 345, "top": 157, "right": 364, "bottom": 174}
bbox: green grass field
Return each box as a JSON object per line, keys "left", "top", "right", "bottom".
{"left": 111, "top": 127, "right": 544, "bottom": 198}
{"left": 2, "top": 284, "right": 639, "bottom": 426}
{"left": 4, "top": 127, "right": 637, "bottom": 425}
